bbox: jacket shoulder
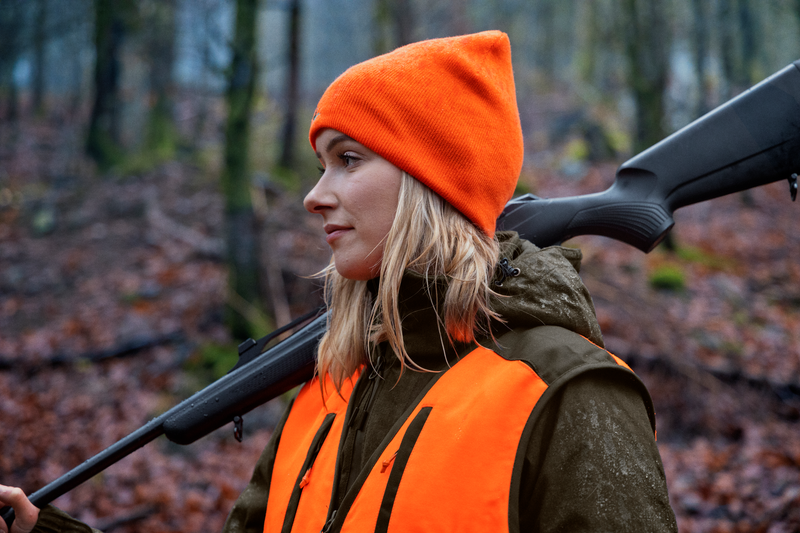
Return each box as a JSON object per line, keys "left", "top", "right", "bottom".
{"left": 486, "top": 325, "right": 655, "bottom": 432}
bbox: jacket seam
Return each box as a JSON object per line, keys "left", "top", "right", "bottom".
{"left": 508, "top": 360, "right": 654, "bottom": 533}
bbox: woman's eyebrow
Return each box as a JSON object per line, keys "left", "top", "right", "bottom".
{"left": 324, "top": 134, "right": 354, "bottom": 154}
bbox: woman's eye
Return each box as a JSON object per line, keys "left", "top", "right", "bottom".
{"left": 340, "top": 152, "right": 358, "bottom": 167}
{"left": 317, "top": 165, "right": 325, "bottom": 176}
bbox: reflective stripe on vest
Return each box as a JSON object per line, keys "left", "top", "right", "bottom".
{"left": 263, "top": 344, "right": 628, "bottom": 532}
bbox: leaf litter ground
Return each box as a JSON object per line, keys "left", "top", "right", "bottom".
{"left": 2, "top": 121, "right": 799, "bottom": 532}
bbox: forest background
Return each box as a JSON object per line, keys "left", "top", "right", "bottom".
{"left": 2, "top": 0, "right": 800, "bottom": 531}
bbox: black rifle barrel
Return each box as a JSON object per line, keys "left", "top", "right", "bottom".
{"left": 4, "top": 59, "right": 800, "bottom": 529}
{"left": 498, "top": 60, "right": 800, "bottom": 252}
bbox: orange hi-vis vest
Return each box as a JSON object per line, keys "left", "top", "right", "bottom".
{"left": 263, "top": 330, "right": 652, "bottom": 533}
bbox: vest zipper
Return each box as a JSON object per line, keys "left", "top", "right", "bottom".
{"left": 299, "top": 468, "right": 312, "bottom": 489}
{"left": 315, "top": 407, "right": 433, "bottom": 533}
{"left": 320, "top": 510, "right": 337, "bottom": 533}
{"left": 316, "top": 356, "right": 450, "bottom": 533}
{"left": 380, "top": 451, "right": 398, "bottom": 473}
{"left": 349, "top": 354, "right": 384, "bottom": 431}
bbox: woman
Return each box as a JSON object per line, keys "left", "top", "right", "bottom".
{"left": 221, "top": 30, "right": 677, "bottom": 533}
{"left": 1, "top": 31, "right": 677, "bottom": 533}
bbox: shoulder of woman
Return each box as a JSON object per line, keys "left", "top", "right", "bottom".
{"left": 486, "top": 325, "right": 656, "bottom": 432}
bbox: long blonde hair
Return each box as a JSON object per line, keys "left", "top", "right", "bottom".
{"left": 317, "top": 172, "right": 501, "bottom": 390}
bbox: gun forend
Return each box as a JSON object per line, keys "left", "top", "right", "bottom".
{"left": 499, "top": 59, "right": 800, "bottom": 252}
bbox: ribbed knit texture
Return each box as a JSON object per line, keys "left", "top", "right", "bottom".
{"left": 309, "top": 31, "right": 524, "bottom": 236}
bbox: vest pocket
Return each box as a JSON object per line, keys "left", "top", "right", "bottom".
{"left": 374, "top": 406, "right": 433, "bottom": 533}
{"left": 281, "top": 413, "right": 337, "bottom": 533}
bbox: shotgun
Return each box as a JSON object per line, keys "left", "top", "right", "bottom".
{"left": 3, "top": 59, "right": 800, "bottom": 528}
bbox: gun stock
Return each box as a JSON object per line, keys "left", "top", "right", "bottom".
{"left": 4, "top": 60, "right": 800, "bottom": 529}
{"left": 498, "top": 60, "right": 800, "bottom": 252}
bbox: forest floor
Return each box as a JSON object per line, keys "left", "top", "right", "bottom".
{"left": 2, "top": 114, "right": 800, "bottom": 532}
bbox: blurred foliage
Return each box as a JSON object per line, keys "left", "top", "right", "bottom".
{"left": 188, "top": 342, "right": 241, "bottom": 382}
{"left": 649, "top": 263, "right": 686, "bottom": 291}
{"left": 676, "top": 244, "right": 738, "bottom": 272}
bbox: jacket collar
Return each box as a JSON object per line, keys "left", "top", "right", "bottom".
{"left": 366, "top": 231, "right": 604, "bottom": 371}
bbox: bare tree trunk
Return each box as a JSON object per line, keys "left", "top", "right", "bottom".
{"left": 738, "top": 0, "right": 759, "bottom": 85}
{"left": 536, "top": 0, "right": 557, "bottom": 84}
{"left": 144, "top": 0, "right": 178, "bottom": 159}
{"left": 620, "top": 0, "right": 670, "bottom": 153}
{"left": 449, "top": 0, "right": 470, "bottom": 36}
{"left": 223, "top": 0, "right": 265, "bottom": 340}
{"left": 691, "top": 0, "right": 711, "bottom": 117}
{"left": 0, "top": 0, "right": 23, "bottom": 122}
{"left": 278, "top": 0, "right": 300, "bottom": 170}
{"left": 32, "top": 0, "right": 47, "bottom": 116}
{"left": 373, "top": 0, "right": 414, "bottom": 55}
{"left": 373, "top": 0, "right": 392, "bottom": 55}
{"left": 393, "top": 0, "right": 414, "bottom": 46}
{"left": 620, "top": 0, "right": 673, "bottom": 249}
{"left": 86, "top": 0, "right": 125, "bottom": 168}
{"left": 718, "top": 0, "right": 738, "bottom": 101}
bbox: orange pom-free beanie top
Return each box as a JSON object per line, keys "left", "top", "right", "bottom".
{"left": 308, "top": 30, "right": 523, "bottom": 236}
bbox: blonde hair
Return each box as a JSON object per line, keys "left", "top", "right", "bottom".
{"left": 317, "top": 172, "right": 501, "bottom": 390}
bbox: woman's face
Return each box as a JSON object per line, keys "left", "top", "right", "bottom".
{"left": 304, "top": 129, "right": 403, "bottom": 280}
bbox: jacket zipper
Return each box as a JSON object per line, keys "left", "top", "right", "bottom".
{"left": 349, "top": 354, "right": 384, "bottom": 431}
{"left": 318, "top": 355, "right": 386, "bottom": 533}
{"left": 318, "top": 407, "right": 433, "bottom": 533}
{"left": 320, "top": 510, "right": 337, "bottom": 533}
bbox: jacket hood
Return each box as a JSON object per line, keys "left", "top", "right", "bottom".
{"left": 379, "top": 231, "right": 603, "bottom": 370}
{"left": 490, "top": 231, "right": 603, "bottom": 347}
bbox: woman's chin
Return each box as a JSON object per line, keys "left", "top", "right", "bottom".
{"left": 333, "top": 259, "right": 380, "bottom": 281}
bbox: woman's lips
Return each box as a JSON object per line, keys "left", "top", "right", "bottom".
{"left": 324, "top": 225, "right": 352, "bottom": 244}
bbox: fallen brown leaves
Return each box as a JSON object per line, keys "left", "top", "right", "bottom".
{"left": 2, "top": 119, "right": 800, "bottom": 532}
{"left": 0, "top": 117, "right": 327, "bottom": 532}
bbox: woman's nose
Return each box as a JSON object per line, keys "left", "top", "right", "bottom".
{"left": 303, "top": 176, "right": 335, "bottom": 214}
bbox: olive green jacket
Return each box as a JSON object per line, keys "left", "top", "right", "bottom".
{"left": 34, "top": 233, "right": 677, "bottom": 532}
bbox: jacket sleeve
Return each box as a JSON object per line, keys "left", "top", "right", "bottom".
{"left": 518, "top": 369, "right": 678, "bottom": 533}
{"left": 32, "top": 506, "right": 101, "bottom": 533}
{"left": 222, "top": 396, "right": 294, "bottom": 533}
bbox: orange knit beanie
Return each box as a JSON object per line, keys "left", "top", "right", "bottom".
{"left": 308, "top": 30, "right": 523, "bottom": 236}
